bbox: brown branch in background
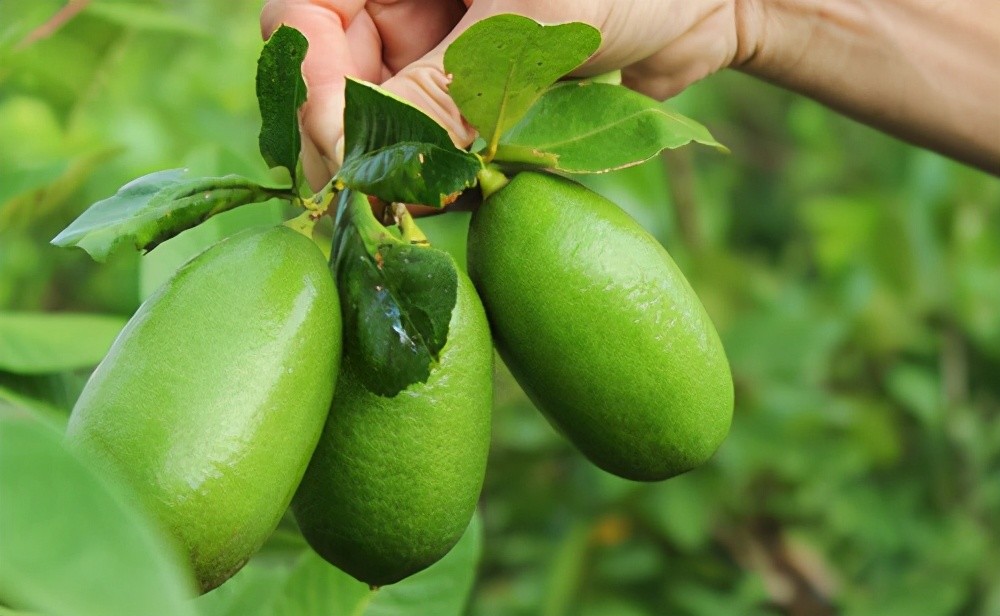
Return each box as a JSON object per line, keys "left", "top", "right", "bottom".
{"left": 16, "top": 0, "right": 91, "bottom": 49}
{"left": 662, "top": 148, "right": 704, "bottom": 254}
{"left": 715, "top": 516, "right": 840, "bottom": 616}
{"left": 940, "top": 322, "right": 968, "bottom": 408}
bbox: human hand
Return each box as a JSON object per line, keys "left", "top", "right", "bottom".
{"left": 260, "top": 0, "right": 745, "bottom": 190}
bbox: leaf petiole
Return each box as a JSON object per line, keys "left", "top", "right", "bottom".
{"left": 392, "top": 204, "right": 430, "bottom": 246}
{"left": 342, "top": 190, "right": 398, "bottom": 255}
{"left": 283, "top": 210, "right": 317, "bottom": 238}
{"left": 477, "top": 165, "right": 509, "bottom": 200}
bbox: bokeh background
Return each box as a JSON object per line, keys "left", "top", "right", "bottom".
{"left": 2, "top": 1, "right": 998, "bottom": 615}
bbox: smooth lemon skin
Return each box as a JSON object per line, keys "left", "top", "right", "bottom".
{"left": 292, "top": 268, "right": 493, "bottom": 587}
{"left": 65, "top": 226, "right": 341, "bottom": 592}
{"left": 467, "top": 172, "right": 733, "bottom": 482}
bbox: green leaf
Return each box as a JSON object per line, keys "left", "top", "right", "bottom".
{"left": 335, "top": 194, "right": 458, "bottom": 397}
{"left": 0, "top": 371, "right": 79, "bottom": 427}
{"left": 337, "top": 79, "right": 481, "bottom": 207}
{"left": 444, "top": 15, "right": 601, "bottom": 155}
{"left": 0, "top": 148, "right": 121, "bottom": 229}
{"left": 268, "top": 513, "right": 482, "bottom": 615}
{"left": 266, "top": 553, "right": 370, "bottom": 616}
{"left": 85, "top": 3, "right": 210, "bottom": 36}
{"left": 0, "top": 312, "right": 126, "bottom": 375}
{"left": 495, "top": 82, "right": 728, "bottom": 173}
{"left": 257, "top": 25, "right": 308, "bottom": 184}
{"left": 195, "top": 562, "right": 290, "bottom": 616}
{"left": 51, "top": 169, "right": 290, "bottom": 262}
{"left": 0, "top": 417, "right": 197, "bottom": 616}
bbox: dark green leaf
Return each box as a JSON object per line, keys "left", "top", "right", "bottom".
{"left": 51, "top": 169, "right": 290, "bottom": 262}
{"left": 443, "top": 15, "right": 601, "bottom": 153}
{"left": 257, "top": 25, "right": 308, "bottom": 183}
{"left": 496, "top": 82, "right": 727, "bottom": 173}
{"left": 0, "top": 312, "right": 126, "bottom": 375}
{"left": 336, "top": 226, "right": 458, "bottom": 397}
{"left": 0, "top": 417, "right": 197, "bottom": 616}
{"left": 338, "top": 79, "right": 481, "bottom": 207}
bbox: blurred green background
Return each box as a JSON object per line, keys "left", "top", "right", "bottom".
{"left": 2, "top": 1, "right": 999, "bottom": 615}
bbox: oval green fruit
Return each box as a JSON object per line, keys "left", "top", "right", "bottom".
{"left": 467, "top": 172, "right": 733, "bottom": 481}
{"left": 65, "top": 226, "right": 341, "bottom": 592}
{"left": 292, "top": 263, "right": 492, "bottom": 587}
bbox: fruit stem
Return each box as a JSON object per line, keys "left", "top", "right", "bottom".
{"left": 300, "top": 177, "right": 343, "bottom": 217}
{"left": 586, "top": 69, "right": 622, "bottom": 85}
{"left": 392, "top": 203, "right": 431, "bottom": 246}
{"left": 283, "top": 210, "right": 317, "bottom": 238}
{"left": 344, "top": 190, "right": 397, "bottom": 254}
{"left": 477, "top": 165, "right": 509, "bottom": 200}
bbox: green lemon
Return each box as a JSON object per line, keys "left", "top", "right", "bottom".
{"left": 65, "top": 225, "right": 341, "bottom": 592}
{"left": 292, "top": 264, "right": 492, "bottom": 587}
{"left": 467, "top": 171, "right": 733, "bottom": 481}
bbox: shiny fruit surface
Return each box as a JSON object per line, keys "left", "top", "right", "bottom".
{"left": 468, "top": 172, "right": 733, "bottom": 481}
{"left": 66, "top": 226, "right": 341, "bottom": 591}
{"left": 293, "top": 265, "right": 492, "bottom": 587}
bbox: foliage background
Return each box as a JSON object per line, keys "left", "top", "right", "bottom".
{"left": 1, "top": 1, "right": 998, "bottom": 615}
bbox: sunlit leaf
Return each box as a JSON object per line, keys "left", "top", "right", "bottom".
{"left": 444, "top": 14, "right": 601, "bottom": 153}
{"left": 496, "top": 82, "right": 727, "bottom": 173}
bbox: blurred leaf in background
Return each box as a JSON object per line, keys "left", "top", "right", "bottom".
{"left": 1, "top": 2, "right": 998, "bottom": 615}
{"left": 0, "top": 414, "right": 197, "bottom": 616}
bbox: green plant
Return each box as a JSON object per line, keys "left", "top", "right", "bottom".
{"left": 5, "top": 4, "right": 999, "bottom": 615}
{"left": 4, "top": 11, "right": 737, "bottom": 615}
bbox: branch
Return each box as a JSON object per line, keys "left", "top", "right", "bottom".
{"left": 17, "top": 0, "right": 91, "bottom": 49}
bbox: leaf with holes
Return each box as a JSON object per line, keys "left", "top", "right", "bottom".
{"left": 257, "top": 24, "right": 308, "bottom": 185}
{"left": 333, "top": 192, "right": 458, "bottom": 397}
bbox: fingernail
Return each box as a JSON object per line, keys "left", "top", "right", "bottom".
{"left": 333, "top": 137, "right": 345, "bottom": 166}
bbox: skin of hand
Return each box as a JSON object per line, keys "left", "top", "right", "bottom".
{"left": 261, "top": 0, "right": 1000, "bottom": 190}
{"left": 738, "top": 0, "right": 1000, "bottom": 175}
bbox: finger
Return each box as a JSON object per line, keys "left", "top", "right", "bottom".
{"left": 367, "top": 0, "right": 465, "bottom": 74}
{"left": 344, "top": 10, "right": 385, "bottom": 81}
{"left": 620, "top": 7, "right": 738, "bottom": 100}
{"left": 371, "top": 1, "right": 510, "bottom": 148}
{"left": 300, "top": 132, "right": 336, "bottom": 191}
{"left": 377, "top": 60, "right": 474, "bottom": 148}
